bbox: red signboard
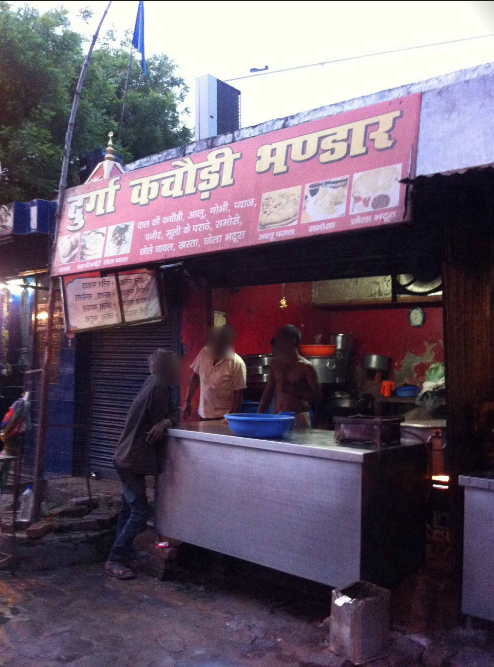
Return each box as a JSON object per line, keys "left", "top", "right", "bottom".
{"left": 53, "top": 94, "right": 421, "bottom": 277}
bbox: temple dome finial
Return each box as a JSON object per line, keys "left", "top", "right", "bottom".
{"left": 104, "top": 131, "right": 116, "bottom": 161}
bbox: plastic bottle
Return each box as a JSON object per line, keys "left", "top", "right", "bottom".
{"left": 19, "top": 486, "right": 33, "bottom": 523}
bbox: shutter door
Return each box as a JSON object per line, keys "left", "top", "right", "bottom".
{"left": 89, "top": 316, "right": 180, "bottom": 477}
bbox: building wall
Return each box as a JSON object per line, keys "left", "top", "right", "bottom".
{"left": 212, "top": 283, "right": 444, "bottom": 387}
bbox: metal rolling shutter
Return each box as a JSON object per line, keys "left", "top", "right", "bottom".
{"left": 89, "top": 316, "right": 180, "bottom": 477}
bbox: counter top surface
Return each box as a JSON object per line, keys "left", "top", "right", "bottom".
{"left": 168, "top": 422, "right": 418, "bottom": 463}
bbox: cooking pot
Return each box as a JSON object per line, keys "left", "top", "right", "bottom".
{"left": 330, "top": 333, "right": 353, "bottom": 350}
{"left": 363, "top": 354, "right": 390, "bottom": 372}
{"left": 308, "top": 356, "right": 337, "bottom": 384}
{"left": 243, "top": 355, "right": 272, "bottom": 367}
{"left": 328, "top": 391, "right": 357, "bottom": 409}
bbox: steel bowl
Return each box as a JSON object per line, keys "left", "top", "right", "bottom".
{"left": 363, "top": 354, "right": 390, "bottom": 372}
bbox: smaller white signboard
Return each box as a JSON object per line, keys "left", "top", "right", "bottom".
{"left": 63, "top": 273, "right": 122, "bottom": 332}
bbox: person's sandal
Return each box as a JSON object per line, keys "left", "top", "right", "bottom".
{"left": 105, "top": 562, "right": 135, "bottom": 580}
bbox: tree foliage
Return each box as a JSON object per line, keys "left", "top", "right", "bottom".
{"left": 0, "top": 2, "right": 192, "bottom": 203}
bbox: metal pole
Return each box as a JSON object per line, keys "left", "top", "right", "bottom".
{"left": 32, "top": 1, "right": 112, "bottom": 524}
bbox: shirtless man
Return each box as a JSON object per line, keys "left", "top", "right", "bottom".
{"left": 258, "top": 325, "right": 322, "bottom": 428}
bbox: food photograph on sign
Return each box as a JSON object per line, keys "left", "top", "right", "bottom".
{"left": 79, "top": 227, "right": 107, "bottom": 261}
{"left": 104, "top": 221, "right": 134, "bottom": 257}
{"left": 56, "top": 233, "right": 80, "bottom": 265}
{"left": 350, "top": 164, "right": 402, "bottom": 214}
{"left": 258, "top": 185, "right": 301, "bottom": 230}
{"left": 301, "top": 176, "right": 349, "bottom": 223}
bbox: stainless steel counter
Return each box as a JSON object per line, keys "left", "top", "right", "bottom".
{"left": 167, "top": 423, "right": 385, "bottom": 462}
{"left": 156, "top": 424, "right": 427, "bottom": 588}
{"left": 459, "top": 473, "right": 494, "bottom": 621}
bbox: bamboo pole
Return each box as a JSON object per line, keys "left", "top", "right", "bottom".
{"left": 32, "top": 1, "right": 112, "bottom": 524}
{"left": 117, "top": 45, "right": 134, "bottom": 155}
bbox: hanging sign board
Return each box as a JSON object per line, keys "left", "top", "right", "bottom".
{"left": 62, "top": 268, "right": 163, "bottom": 333}
{"left": 118, "top": 269, "right": 162, "bottom": 323}
{"left": 53, "top": 94, "right": 421, "bottom": 278}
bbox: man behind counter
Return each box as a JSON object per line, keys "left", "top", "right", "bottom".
{"left": 183, "top": 325, "right": 247, "bottom": 421}
{"left": 258, "top": 325, "right": 321, "bottom": 429}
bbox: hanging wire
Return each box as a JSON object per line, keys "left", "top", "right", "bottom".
{"left": 225, "top": 33, "right": 494, "bottom": 82}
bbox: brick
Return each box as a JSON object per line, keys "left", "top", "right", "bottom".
{"left": 53, "top": 521, "right": 71, "bottom": 534}
{"left": 449, "top": 627, "right": 489, "bottom": 649}
{"left": 85, "top": 530, "right": 114, "bottom": 545}
{"left": 390, "top": 633, "right": 425, "bottom": 665}
{"left": 26, "top": 521, "right": 54, "bottom": 540}
{"left": 68, "top": 496, "right": 97, "bottom": 509}
{"left": 87, "top": 509, "right": 119, "bottom": 529}
{"left": 299, "top": 654, "right": 351, "bottom": 667}
{"left": 144, "top": 565, "right": 168, "bottom": 581}
{"left": 67, "top": 518, "right": 99, "bottom": 532}
{"left": 422, "top": 644, "right": 456, "bottom": 667}
{"left": 68, "top": 532, "right": 90, "bottom": 544}
{"left": 49, "top": 505, "right": 89, "bottom": 519}
{"left": 94, "top": 494, "right": 115, "bottom": 510}
{"left": 450, "top": 647, "right": 493, "bottom": 667}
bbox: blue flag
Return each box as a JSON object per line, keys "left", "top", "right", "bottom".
{"left": 132, "top": 1, "right": 146, "bottom": 76}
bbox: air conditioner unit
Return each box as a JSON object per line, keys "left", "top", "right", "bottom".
{"left": 195, "top": 75, "right": 241, "bottom": 141}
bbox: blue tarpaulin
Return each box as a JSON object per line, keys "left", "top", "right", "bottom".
{"left": 9, "top": 200, "right": 56, "bottom": 235}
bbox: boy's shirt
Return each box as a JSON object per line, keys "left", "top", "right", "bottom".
{"left": 114, "top": 376, "right": 179, "bottom": 475}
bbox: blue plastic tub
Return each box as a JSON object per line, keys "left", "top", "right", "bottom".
{"left": 395, "top": 385, "right": 419, "bottom": 397}
{"left": 278, "top": 411, "right": 296, "bottom": 431}
{"left": 225, "top": 413, "right": 295, "bottom": 438}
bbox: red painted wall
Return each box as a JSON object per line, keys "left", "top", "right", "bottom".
{"left": 180, "top": 277, "right": 211, "bottom": 420}
{"left": 212, "top": 283, "right": 444, "bottom": 386}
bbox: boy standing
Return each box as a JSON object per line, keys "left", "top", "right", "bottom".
{"left": 105, "top": 349, "right": 180, "bottom": 579}
{"left": 258, "top": 325, "right": 321, "bottom": 428}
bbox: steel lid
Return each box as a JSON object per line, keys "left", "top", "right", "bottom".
{"left": 401, "top": 419, "right": 446, "bottom": 428}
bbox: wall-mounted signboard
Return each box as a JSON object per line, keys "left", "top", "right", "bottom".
{"left": 53, "top": 94, "right": 421, "bottom": 278}
{"left": 61, "top": 268, "right": 163, "bottom": 334}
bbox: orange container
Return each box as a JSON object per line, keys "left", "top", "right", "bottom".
{"left": 300, "top": 344, "right": 336, "bottom": 357}
{"left": 380, "top": 380, "right": 395, "bottom": 397}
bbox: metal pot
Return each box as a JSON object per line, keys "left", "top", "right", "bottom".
{"left": 363, "top": 354, "right": 390, "bottom": 372}
{"left": 246, "top": 366, "right": 268, "bottom": 375}
{"left": 328, "top": 391, "right": 357, "bottom": 409}
{"left": 246, "top": 373, "right": 270, "bottom": 384}
{"left": 330, "top": 333, "right": 353, "bottom": 350}
{"left": 309, "top": 356, "right": 337, "bottom": 384}
{"left": 243, "top": 355, "right": 272, "bottom": 367}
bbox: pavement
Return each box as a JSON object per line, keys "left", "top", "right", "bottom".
{"left": 0, "top": 556, "right": 491, "bottom": 667}
{"left": 0, "top": 560, "right": 329, "bottom": 667}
